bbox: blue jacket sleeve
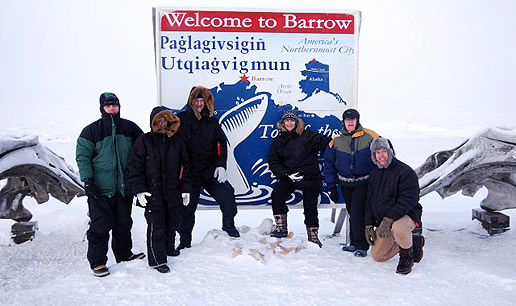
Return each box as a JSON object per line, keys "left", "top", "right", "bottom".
{"left": 324, "top": 141, "right": 338, "bottom": 188}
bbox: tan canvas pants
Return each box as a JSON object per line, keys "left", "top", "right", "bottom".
{"left": 371, "top": 215, "right": 416, "bottom": 262}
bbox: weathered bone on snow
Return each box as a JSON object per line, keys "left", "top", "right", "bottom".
{"left": 0, "top": 133, "right": 84, "bottom": 221}
{"left": 416, "top": 127, "right": 516, "bottom": 211}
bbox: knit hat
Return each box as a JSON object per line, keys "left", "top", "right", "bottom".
{"left": 370, "top": 137, "right": 395, "bottom": 168}
{"left": 99, "top": 92, "right": 120, "bottom": 107}
{"left": 281, "top": 110, "right": 299, "bottom": 122}
{"left": 342, "top": 108, "right": 360, "bottom": 121}
{"left": 196, "top": 92, "right": 205, "bottom": 99}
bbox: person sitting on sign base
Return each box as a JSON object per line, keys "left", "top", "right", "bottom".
{"left": 268, "top": 110, "right": 332, "bottom": 247}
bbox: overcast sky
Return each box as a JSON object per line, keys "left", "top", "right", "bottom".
{"left": 1, "top": 0, "right": 515, "bottom": 139}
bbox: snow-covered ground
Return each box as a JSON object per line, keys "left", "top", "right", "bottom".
{"left": 1, "top": 136, "right": 515, "bottom": 306}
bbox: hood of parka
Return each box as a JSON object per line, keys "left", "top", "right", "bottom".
{"left": 276, "top": 116, "right": 305, "bottom": 136}
{"left": 99, "top": 92, "right": 121, "bottom": 119}
{"left": 150, "top": 106, "right": 180, "bottom": 138}
{"left": 187, "top": 86, "right": 215, "bottom": 120}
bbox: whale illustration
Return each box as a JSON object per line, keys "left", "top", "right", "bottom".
{"left": 219, "top": 94, "right": 269, "bottom": 194}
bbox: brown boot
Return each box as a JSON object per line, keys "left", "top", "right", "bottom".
{"left": 271, "top": 214, "right": 288, "bottom": 238}
{"left": 307, "top": 227, "right": 323, "bottom": 248}
{"left": 396, "top": 247, "right": 414, "bottom": 275}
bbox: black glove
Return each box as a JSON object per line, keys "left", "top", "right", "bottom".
{"left": 328, "top": 186, "right": 339, "bottom": 203}
{"left": 84, "top": 179, "right": 99, "bottom": 199}
{"left": 365, "top": 225, "right": 375, "bottom": 246}
{"left": 377, "top": 217, "right": 394, "bottom": 238}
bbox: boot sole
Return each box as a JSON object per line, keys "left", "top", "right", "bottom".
{"left": 396, "top": 269, "right": 412, "bottom": 275}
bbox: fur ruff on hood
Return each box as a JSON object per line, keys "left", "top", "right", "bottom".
{"left": 276, "top": 117, "right": 305, "bottom": 135}
{"left": 151, "top": 109, "right": 180, "bottom": 138}
{"left": 188, "top": 86, "right": 215, "bottom": 120}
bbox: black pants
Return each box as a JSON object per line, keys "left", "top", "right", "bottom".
{"left": 340, "top": 185, "right": 369, "bottom": 251}
{"left": 144, "top": 194, "right": 182, "bottom": 267}
{"left": 178, "top": 176, "right": 237, "bottom": 244}
{"left": 86, "top": 192, "right": 133, "bottom": 269}
{"left": 271, "top": 179, "right": 320, "bottom": 228}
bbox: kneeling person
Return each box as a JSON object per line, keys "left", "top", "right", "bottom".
{"left": 364, "top": 138, "right": 424, "bottom": 275}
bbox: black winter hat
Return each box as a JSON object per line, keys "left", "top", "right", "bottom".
{"left": 342, "top": 108, "right": 360, "bottom": 121}
{"left": 281, "top": 110, "right": 299, "bottom": 122}
{"left": 100, "top": 92, "right": 120, "bottom": 107}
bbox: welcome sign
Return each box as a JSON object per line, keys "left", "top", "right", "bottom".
{"left": 153, "top": 8, "right": 361, "bottom": 206}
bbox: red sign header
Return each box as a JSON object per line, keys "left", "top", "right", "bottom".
{"left": 161, "top": 11, "right": 355, "bottom": 34}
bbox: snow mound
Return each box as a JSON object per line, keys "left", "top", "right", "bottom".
{"left": 189, "top": 218, "right": 320, "bottom": 264}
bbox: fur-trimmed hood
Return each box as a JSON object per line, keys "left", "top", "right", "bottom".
{"left": 187, "top": 86, "right": 215, "bottom": 120}
{"left": 276, "top": 117, "right": 305, "bottom": 135}
{"left": 150, "top": 106, "right": 180, "bottom": 138}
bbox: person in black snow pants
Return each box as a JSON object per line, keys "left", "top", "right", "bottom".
{"left": 76, "top": 92, "right": 145, "bottom": 277}
{"left": 268, "top": 110, "right": 332, "bottom": 247}
{"left": 128, "top": 106, "right": 192, "bottom": 273}
{"left": 175, "top": 85, "right": 239, "bottom": 251}
{"left": 324, "top": 109, "right": 379, "bottom": 257}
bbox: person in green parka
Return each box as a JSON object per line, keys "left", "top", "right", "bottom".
{"left": 76, "top": 92, "right": 145, "bottom": 277}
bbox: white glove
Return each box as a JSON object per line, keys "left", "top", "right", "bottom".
{"left": 182, "top": 193, "right": 190, "bottom": 206}
{"left": 214, "top": 167, "right": 227, "bottom": 183}
{"left": 288, "top": 172, "right": 304, "bottom": 182}
{"left": 331, "top": 130, "right": 342, "bottom": 139}
{"left": 136, "top": 192, "right": 151, "bottom": 207}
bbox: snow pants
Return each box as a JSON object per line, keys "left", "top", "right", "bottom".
{"left": 271, "top": 179, "right": 320, "bottom": 228}
{"left": 371, "top": 215, "right": 416, "bottom": 262}
{"left": 340, "top": 185, "right": 369, "bottom": 251}
{"left": 178, "top": 175, "right": 237, "bottom": 245}
{"left": 144, "top": 194, "right": 183, "bottom": 267}
{"left": 86, "top": 192, "right": 134, "bottom": 269}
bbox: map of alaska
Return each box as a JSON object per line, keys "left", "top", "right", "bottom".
{"left": 299, "top": 59, "right": 346, "bottom": 104}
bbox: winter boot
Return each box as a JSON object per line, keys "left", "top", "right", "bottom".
{"left": 92, "top": 265, "right": 110, "bottom": 277}
{"left": 307, "top": 227, "right": 323, "bottom": 248}
{"left": 176, "top": 237, "right": 192, "bottom": 251}
{"left": 117, "top": 252, "right": 146, "bottom": 263}
{"left": 155, "top": 264, "right": 171, "bottom": 274}
{"left": 342, "top": 245, "right": 357, "bottom": 252}
{"left": 222, "top": 222, "right": 240, "bottom": 238}
{"left": 396, "top": 247, "right": 414, "bottom": 275}
{"left": 353, "top": 249, "right": 368, "bottom": 257}
{"left": 412, "top": 227, "right": 425, "bottom": 263}
{"left": 270, "top": 214, "right": 288, "bottom": 238}
{"left": 168, "top": 243, "right": 180, "bottom": 257}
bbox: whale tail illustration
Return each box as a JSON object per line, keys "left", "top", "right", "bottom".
{"left": 219, "top": 94, "right": 269, "bottom": 195}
